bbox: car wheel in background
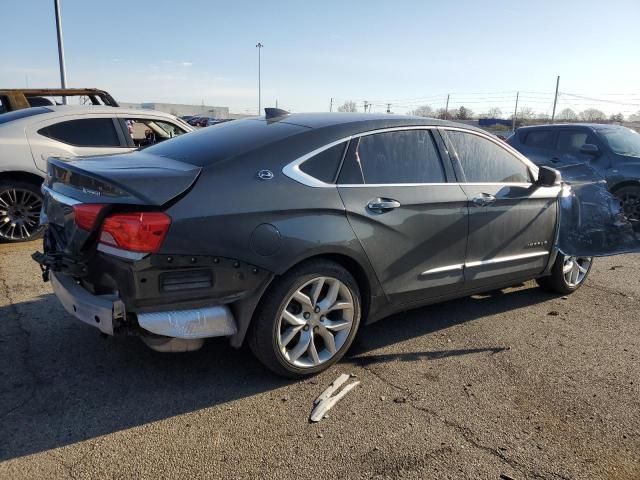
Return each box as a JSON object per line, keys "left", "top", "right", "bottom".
{"left": 614, "top": 185, "right": 640, "bottom": 228}
{"left": 536, "top": 254, "right": 593, "bottom": 294}
{"left": 0, "top": 181, "right": 44, "bottom": 243}
{"left": 248, "top": 260, "right": 361, "bottom": 378}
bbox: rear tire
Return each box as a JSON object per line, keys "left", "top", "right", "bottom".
{"left": 0, "top": 180, "right": 44, "bottom": 243}
{"left": 248, "top": 260, "right": 361, "bottom": 378}
{"left": 536, "top": 254, "right": 593, "bottom": 294}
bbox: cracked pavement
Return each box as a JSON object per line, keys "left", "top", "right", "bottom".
{"left": 1, "top": 241, "right": 639, "bottom": 479}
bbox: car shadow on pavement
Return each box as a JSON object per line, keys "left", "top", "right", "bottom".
{"left": 0, "top": 283, "right": 554, "bottom": 461}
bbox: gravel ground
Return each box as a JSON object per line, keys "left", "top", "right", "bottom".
{"left": 0, "top": 240, "right": 638, "bottom": 479}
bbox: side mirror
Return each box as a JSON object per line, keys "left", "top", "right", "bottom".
{"left": 580, "top": 143, "right": 599, "bottom": 155}
{"left": 536, "top": 166, "right": 561, "bottom": 187}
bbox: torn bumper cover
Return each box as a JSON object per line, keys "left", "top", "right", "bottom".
{"left": 50, "top": 272, "right": 237, "bottom": 339}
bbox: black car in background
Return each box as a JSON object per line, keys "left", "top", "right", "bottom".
{"left": 34, "top": 112, "right": 590, "bottom": 377}
{"left": 508, "top": 123, "right": 640, "bottom": 224}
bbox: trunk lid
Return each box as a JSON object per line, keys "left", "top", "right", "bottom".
{"left": 35, "top": 151, "right": 200, "bottom": 273}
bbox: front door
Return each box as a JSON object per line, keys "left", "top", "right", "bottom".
{"left": 337, "top": 128, "right": 469, "bottom": 306}
{"left": 441, "top": 128, "right": 559, "bottom": 289}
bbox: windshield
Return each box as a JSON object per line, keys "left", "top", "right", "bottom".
{"left": 600, "top": 127, "right": 640, "bottom": 158}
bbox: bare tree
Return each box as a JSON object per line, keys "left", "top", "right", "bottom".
{"left": 536, "top": 113, "right": 551, "bottom": 121}
{"left": 517, "top": 107, "right": 536, "bottom": 121}
{"left": 410, "top": 105, "right": 434, "bottom": 117}
{"left": 435, "top": 108, "right": 449, "bottom": 119}
{"left": 558, "top": 108, "right": 577, "bottom": 121}
{"left": 455, "top": 106, "right": 474, "bottom": 120}
{"left": 609, "top": 113, "right": 624, "bottom": 123}
{"left": 337, "top": 101, "right": 358, "bottom": 113}
{"left": 629, "top": 110, "right": 640, "bottom": 122}
{"left": 483, "top": 107, "right": 502, "bottom": 119}
{"left": 579, "top": 108, "right": 606, "bottom": 122}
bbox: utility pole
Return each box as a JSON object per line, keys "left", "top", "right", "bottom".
{"left": 551, "top": 75, "right": 560, "bottom": 123}
{"left": 329, "top": 97, "right": 333, "bottom": 112}
{"left": 444, "top": 94, "right": 450, "bottom": 119}
{"left": 54, "top": 0, "right": 67, "bottom": 104}
{"left": 386, "top": 103, "right": 391, "bottom": 114}
{"left": 256, "top": 42, "right": 263, "bottom": 115}
{"left": 512, "top": 91, "right": 519, "bottom": 131}
{"left": 364, "top": 100, "right": 368, "bottom": 113}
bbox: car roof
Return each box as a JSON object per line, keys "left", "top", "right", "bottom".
{"left": 266, "top": 112, "right": 474, "bottom": 131}
{"left": 516, "top": 123, "right": 622, "bottom": 132}
{"left": 0, "top": 105, "right": 178, "bottom": 125}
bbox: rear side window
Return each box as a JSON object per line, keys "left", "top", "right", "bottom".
{"left": 343, "top": 130, "right": 445, "bottom": 184}
{"left": 445, "top": 130, "right": 530, "bottom": 183}
{"left": 299, "top": 142, "right": 347, "bottom": 183}
{"left": 557, "top": 130, "right": 593, "bottom": 153}
{"left": 524, "top": 130, "right": 554, "bottom": 148}
{"left": 39, "top": 118, "right": 121, "bottom": 147}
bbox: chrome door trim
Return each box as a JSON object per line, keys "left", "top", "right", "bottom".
{"left": 464, "top": 251, "right": 549, "bottom": 268}
{"left": 420, "top": 264, "right": 464, "bottom": 275}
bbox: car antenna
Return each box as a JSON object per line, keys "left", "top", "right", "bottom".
{"left": 264, "top": 107, "right": 290, "bottom": 119}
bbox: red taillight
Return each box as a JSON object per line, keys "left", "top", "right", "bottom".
{"left": 73, "top": 204, "right": 106, "bottom": 230}
{"left": 99, "top": 212, "right": 171, "bottom": 253}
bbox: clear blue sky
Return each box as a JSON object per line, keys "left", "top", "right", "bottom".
{"left": 2, "top": 0, "right": 639, "bottom": 116}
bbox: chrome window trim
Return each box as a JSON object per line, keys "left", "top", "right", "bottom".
{"left": 282, "top": 124, "right": 543, "bottom": 189}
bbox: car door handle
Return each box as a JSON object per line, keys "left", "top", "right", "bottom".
{"left": 471, "top": 194, "right": 496, "bottom": 207}
{"left": 367, "top": 198, "right": 401, "bottom": 212}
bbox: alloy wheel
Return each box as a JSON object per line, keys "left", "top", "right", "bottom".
{"left": 0, "top": 188, "right": 42, "bottom": 241}
{"left": 563, "top": 256, "right": 592, "bottom": 288}
{"left": 277, "top": 276, "right": 355, "bottom": 369}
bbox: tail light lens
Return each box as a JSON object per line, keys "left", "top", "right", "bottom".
{"left": 73, "top": 204, "right": 106, "bottom": 230}
{"left": 99, "top": 212, "right": 171, "bottom": 253}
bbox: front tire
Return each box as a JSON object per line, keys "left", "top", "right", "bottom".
{"left": 536, "top": 254, "right": 593, "bottom": 294}
{"left": 614, "top": 185, "right": 640, "bottom": 228}
{"left": 0, "top": 181, "right": 44, "bottom": 243}
{"left": 248, "top": 260, "right": 361, "bottom": 378}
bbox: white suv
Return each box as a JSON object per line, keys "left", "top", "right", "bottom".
{"left": 0, "top": 106, "right": 193, "bottom": 242}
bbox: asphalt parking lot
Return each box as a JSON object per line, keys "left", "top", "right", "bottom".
{"left": 0, "top": 240, "right": 639, "bottom": 480}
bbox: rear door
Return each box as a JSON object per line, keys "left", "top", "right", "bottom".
{"left": 337, "top": 128, "right": 469, "bottom": 306}
{"left": 441, "top": 128, "right": 559, "bottom": 289}
{"left": 26, "top": 116, "right": 133, "bottom": 172}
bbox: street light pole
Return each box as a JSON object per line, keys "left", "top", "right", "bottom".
{"left": 256, "top": 42, "right": 263, "bottom": 115}
{"left": 54, "top": 0, "right": 68, "bottom": 104}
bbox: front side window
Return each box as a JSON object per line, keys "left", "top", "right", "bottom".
{"left": 343, "top": 130, "right": 445, "bottom": 184}
{"left": 524, "top": 130, "right": 554, "bottom": 148}
{"left": 445, "top": 130, "right": 530, "bottom": 183}
{"left": 39, "top": 118, "right": 121, "bottom": 147}
{"left": 599, "top": 127, "right": 640, "bottom": 158}
{"left": 556, "top": 130, "right": 594, "bottom": 153}
{"left": 125, "top": 118, "right": 187, "bottom": 147}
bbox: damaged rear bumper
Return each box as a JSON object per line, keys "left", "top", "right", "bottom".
{"left": 50, "top": 271, "right": 237, "bottom": 339}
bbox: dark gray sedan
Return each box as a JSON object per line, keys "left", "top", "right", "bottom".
{"left": 34, "top": 112, "right": 591, "bottom": 377}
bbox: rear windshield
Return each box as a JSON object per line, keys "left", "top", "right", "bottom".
{"left": 145, "top": 118, "right": 307, "bottom": 166}
{"left": 0, "top": 106, "right": 53, "bottom": 125}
